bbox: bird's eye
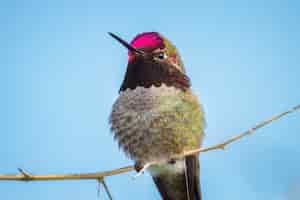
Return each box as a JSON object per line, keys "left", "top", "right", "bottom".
{"left": 157, "top": 52, "right": 166, "bottom": 59}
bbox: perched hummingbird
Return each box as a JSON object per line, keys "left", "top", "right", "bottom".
{"left": 109, "top": 32, "right": 205, "bottom": 200}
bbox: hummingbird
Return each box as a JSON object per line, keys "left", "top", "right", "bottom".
{"left": 109, "top": 32, "right": 205, "bottom": 200}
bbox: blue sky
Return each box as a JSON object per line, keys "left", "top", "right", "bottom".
{"left": 1, "top": 0, "right": 300, "bottom": 199}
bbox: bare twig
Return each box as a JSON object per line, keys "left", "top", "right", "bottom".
{"left": 17, "top": 168, "right": 32, "bottom": 180}
{"left": 183, "top": 104, "right": 300, "bottom": 156}
{"left": 0, "top": 166, "right": 134, "bottom": 181}
{"left": 0, "top": 104, "right": 299, "bottom": 182}
{"left": 100, "top": 178, "right": 113, "bottom": 200}
{"left": 97, "top": 178, "right": 101, "bottom": 198}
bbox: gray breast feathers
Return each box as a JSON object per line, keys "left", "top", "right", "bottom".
{"left": 109, "top": 85, "right": 205, "bottom": 164}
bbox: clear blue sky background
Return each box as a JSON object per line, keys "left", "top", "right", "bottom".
{"left": 1, "top": 0, "right": 300, "bottom": 199}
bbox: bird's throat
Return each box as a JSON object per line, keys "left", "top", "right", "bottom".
{"left": 120, "top": 57, "right": 190, "bottom": 92}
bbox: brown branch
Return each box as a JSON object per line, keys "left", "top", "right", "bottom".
{"left": 183, "top": 103, "right": 300, "bottom": 156}
{"left": 0, "top": 104, "right": 299, "bottom": 182}
{"left": 0, "top": 166, "right": 134, "bottom": 181}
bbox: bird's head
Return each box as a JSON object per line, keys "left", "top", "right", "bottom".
{"left": 109, "top": 32, "right": 190, "bottom": 92}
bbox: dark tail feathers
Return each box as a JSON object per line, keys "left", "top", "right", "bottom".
{"left": 152, "top": 155, "right": 201, "bottom": 200}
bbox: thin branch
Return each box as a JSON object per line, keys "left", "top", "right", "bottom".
{"left": 183, "top": 103, "right": 300, "bottom": 156}
{"left": 0, "top": 166, "right": 134, "bottom": 181}
{"left": 100, "top": 179, "right": 113, "bottom": 200}
{"left": 0, "top": 104, "right": 299, "bottom": 182}
{"left": 17, "top": 168, "right": 32, "bottom": 179}
{"left": 183, "top": 157, "right": 191, "bottom": 200}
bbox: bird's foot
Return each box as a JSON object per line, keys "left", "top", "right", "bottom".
{"left": 134, "top": 162, "right": 143, "bottom": 172}
{"left": 168, "top": 158, "right": 177, "bottom": 164}
{"left": 132, "top": 162, "right": 155, "bottom": 179}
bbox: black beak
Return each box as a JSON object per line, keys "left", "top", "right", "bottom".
{"left": 108, "top": 32, "right": 144, "bottom": 55}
